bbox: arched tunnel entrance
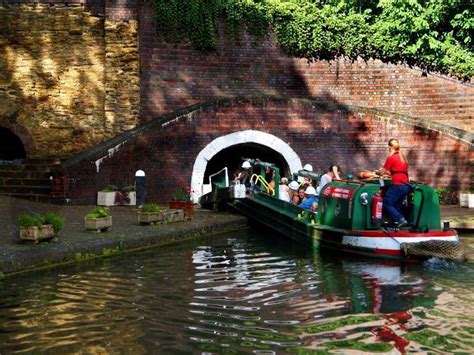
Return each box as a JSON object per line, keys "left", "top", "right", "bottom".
{"left": 204, "top": 143, "right": 291, "bottom": 183}
{"left": 0, "top": 127, "right": 26, "bottom": 161}
{"left": 191, "top": 130, "right": 303, "bottom": 202}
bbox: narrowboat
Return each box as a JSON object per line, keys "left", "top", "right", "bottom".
{"left": 202, "top": 160, "right": 464, "bottom": 262}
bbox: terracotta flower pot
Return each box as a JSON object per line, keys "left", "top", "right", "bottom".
{"left": 169, "top": 200, "right": 193, "bottom": 219}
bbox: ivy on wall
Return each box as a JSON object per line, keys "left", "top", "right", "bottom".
{"left": 152, "top": 0, "right": 473, "bottom": 80}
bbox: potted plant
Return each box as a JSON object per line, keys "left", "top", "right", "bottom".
{"left": 460, "top": 188, "right": 474, "bottom": 208}
{"left": 97, "top": 185, "right": 118, "bottom": 206}
{"left": 84, "top": 207, "right": 112, "bottom": 232}
{"left": 137, "top": 203, "right": 162, "bottom": 224}
{"left": 169, "top": 186, "right": 193, "bottom": 219}
{"left": 19, "top": 212, "right": 64, "bottom": 243}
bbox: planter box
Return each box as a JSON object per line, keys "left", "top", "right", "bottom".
{"left": 126, "top": 191, "right": 136, "bottom": 206}
{"left": 169, "top": 201, "right": 193, "bottom": 219}
{"left": 138, "top": 211, "right": 163, "bottom": 225}
{"left": 97, "top": 191, "right": 116, "bottom": 206}
{"left": 84, "top": 216, "right": 112, "bottom": 232}
{"left": 20, "top": 224, "right": 56, "bottom": 243}
{"left": 460, "top": 193, "right": 474, "bottom": 208}
{"left": 163, "top": 209, "right": 185, "bottom": 223}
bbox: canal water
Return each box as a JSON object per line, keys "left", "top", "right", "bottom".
{"left": 0, "top": 230, "right": 473, "bottom": 354}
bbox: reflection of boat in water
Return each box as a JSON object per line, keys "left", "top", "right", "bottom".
{"left": 338, "top": 258, "right": 435, "bottom": 314}
{"left": 201, "top": 160, "right": 464, "bottom": 262}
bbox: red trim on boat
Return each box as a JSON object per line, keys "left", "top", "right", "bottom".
{"left": 374, "top": 248, "right": 402, "bottom": 256}
{"left": 353, "top": 230, "right": 457, "bottom": 238}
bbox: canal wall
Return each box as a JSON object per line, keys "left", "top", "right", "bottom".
{"left": 62, "top": 98, "right": 472, "bottom": 204}
{"left": 0, "top": 0, "right": 472, "bottom": 161}
{"left": 0, "top": 0, "right": 139, "bottom": 158}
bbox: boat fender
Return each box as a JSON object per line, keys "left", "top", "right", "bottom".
{"left": 371, "top": 192, "right": 383, "bottom": 222}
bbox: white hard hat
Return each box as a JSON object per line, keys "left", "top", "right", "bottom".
{"left": 289, "top": 181, "right": 300, "bottom": 190}
{"left": 242, "top": 161, "right": 251, "bottom": 169}
{"left": 135, "top": 170, "right": 145, "bottom": 177}
{"left": 305, "top": 186, "right": 316, "bottom": 195}
{"left": 303, "top": 164, "right": 313, "bottom": 172}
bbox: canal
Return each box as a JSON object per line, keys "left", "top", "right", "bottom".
{"left": 0, "top": 230, "right": 473, "bottom": 353}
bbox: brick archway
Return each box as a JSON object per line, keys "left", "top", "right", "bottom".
{"left": 0, "top": 119, "right": 35, "bottom": 158}
{"left": 191, "top": 129, "right": 302, "bottom": 202}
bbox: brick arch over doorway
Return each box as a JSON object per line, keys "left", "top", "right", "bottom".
{"left": 191, "top": 130, "right": 303, "bottom": 202}
{"left": 0, "top": 119, "right": 36, "bottom": 158}
{"left": 63, "top": 97, "right": 473, "bottom": 204}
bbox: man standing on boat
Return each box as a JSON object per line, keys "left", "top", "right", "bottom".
{"left": 375, "top": 139, "right": 410, "bottom": 227}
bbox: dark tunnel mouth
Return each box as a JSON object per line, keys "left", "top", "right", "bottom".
{"left": 203, "top": 142, "right": 290, "bottom": 183}
{"left": 0, "top": 127, "right": 27, "bottom": 161}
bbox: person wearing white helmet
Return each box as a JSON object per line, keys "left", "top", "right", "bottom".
{"left": 242, "top": 161, "right": 251, "bottom": 169}
{"left": 298, "top": 185, "right": 319, "bottom": 211}
{"left": 298, "top": 163, "right": 314, "bottom": 185}
{"left": 288, "top": 180, "right": 301, "bottom": 205}
{"left": 235, "top": 160, "right": 252, "bottom": 186}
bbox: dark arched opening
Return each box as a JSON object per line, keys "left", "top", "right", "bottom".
{"left": 0, "top": 127, "right": 27, "bottom": 161}
{"left": 204, "top": 143, "right": 290, "bottom": 182}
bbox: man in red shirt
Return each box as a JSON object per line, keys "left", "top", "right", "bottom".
{"left": 376, "top": 139, "right": 410, "bottom": 227}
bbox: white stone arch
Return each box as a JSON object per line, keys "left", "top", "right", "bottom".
{"left": 191, "top": 130, "right": 302, "bottom": 203}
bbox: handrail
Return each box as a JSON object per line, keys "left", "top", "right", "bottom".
{"left": 208, "top": 167, "right": 229, "bottom": 187}
{"left": 250, "top": 174, "right": 275, "bottom": 196}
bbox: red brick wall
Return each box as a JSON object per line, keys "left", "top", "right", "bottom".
{"left": 64, "top": 98, "right": 472, "bottom": 204}
{"left": 139, "top": 5, "right": 474, "bottom": 132}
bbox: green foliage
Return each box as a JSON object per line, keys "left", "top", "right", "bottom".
{"left": 435, "top": 186, "right": 458, "bottom": 205}
{"left": 121, "top": 185, "right": 133, "bottom": 193}
{"left": 85, "top": 207, "right": 111, "bottom": 220}
{"left": 101, "top": 185, "right": 118, "bottom": 192}
{"left": 172, "top": 187, "right": 191, "bottom": 201}
{"left": 19, "top": 212, "right": 65, "bottom": 233}
{"left": 43, "top": 212, "right": 65, "bottom": 233}
{"left": 141, "top": 203, "right": 161, "bottom": 213}
{"left": 152, "top": 0, "right": 473, "bottom": 79}
{"left": 18, "top": 214, "right": 44, "bottom": 229}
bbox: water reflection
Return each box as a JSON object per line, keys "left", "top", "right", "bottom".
{"left": 0, "top": 230, "right": 472, "bottom": 353}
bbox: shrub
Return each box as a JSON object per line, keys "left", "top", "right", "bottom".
{"left": 18, "top": 212, "right": 65, "bottom": 233}
{"left": 121, "top": 185, "right": 134, "bottom": 193}
{"left": 85, "top": 207, "right": 111, "bottom": 220}
{"left": 172, "top": 187, "right": 192, "bottom": 201}
{"left": 101, "top": 185, "right": 118, "bottom": 192}
{"left": 43, "top": 212, "right": 65, "bottom": 234}
{"left": 435, "top": 187, "right": 458, "bottom": 205}
{"left": 18, "top": 214, "right": 43, "bottom": 229}
{"left": 141, "top": 203, "right": 161, "bottom": 213}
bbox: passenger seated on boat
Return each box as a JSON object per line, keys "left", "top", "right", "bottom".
{"left": 317, "top": 165, "right": 341, "bottom": 195}
{"left": 288, "top": 181, "right": 300, "bottom": 205}
{"left": 235, "top": 161, "right": 252, "bottom": 187}
{"left": 293, "top": 186, "right": 306, "bottom": 206}
{"left": 278, "top": 177, "right": 290, "bottom": 202}
{"left": 298, "top": 186, "right": 319, "bottom": 211}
